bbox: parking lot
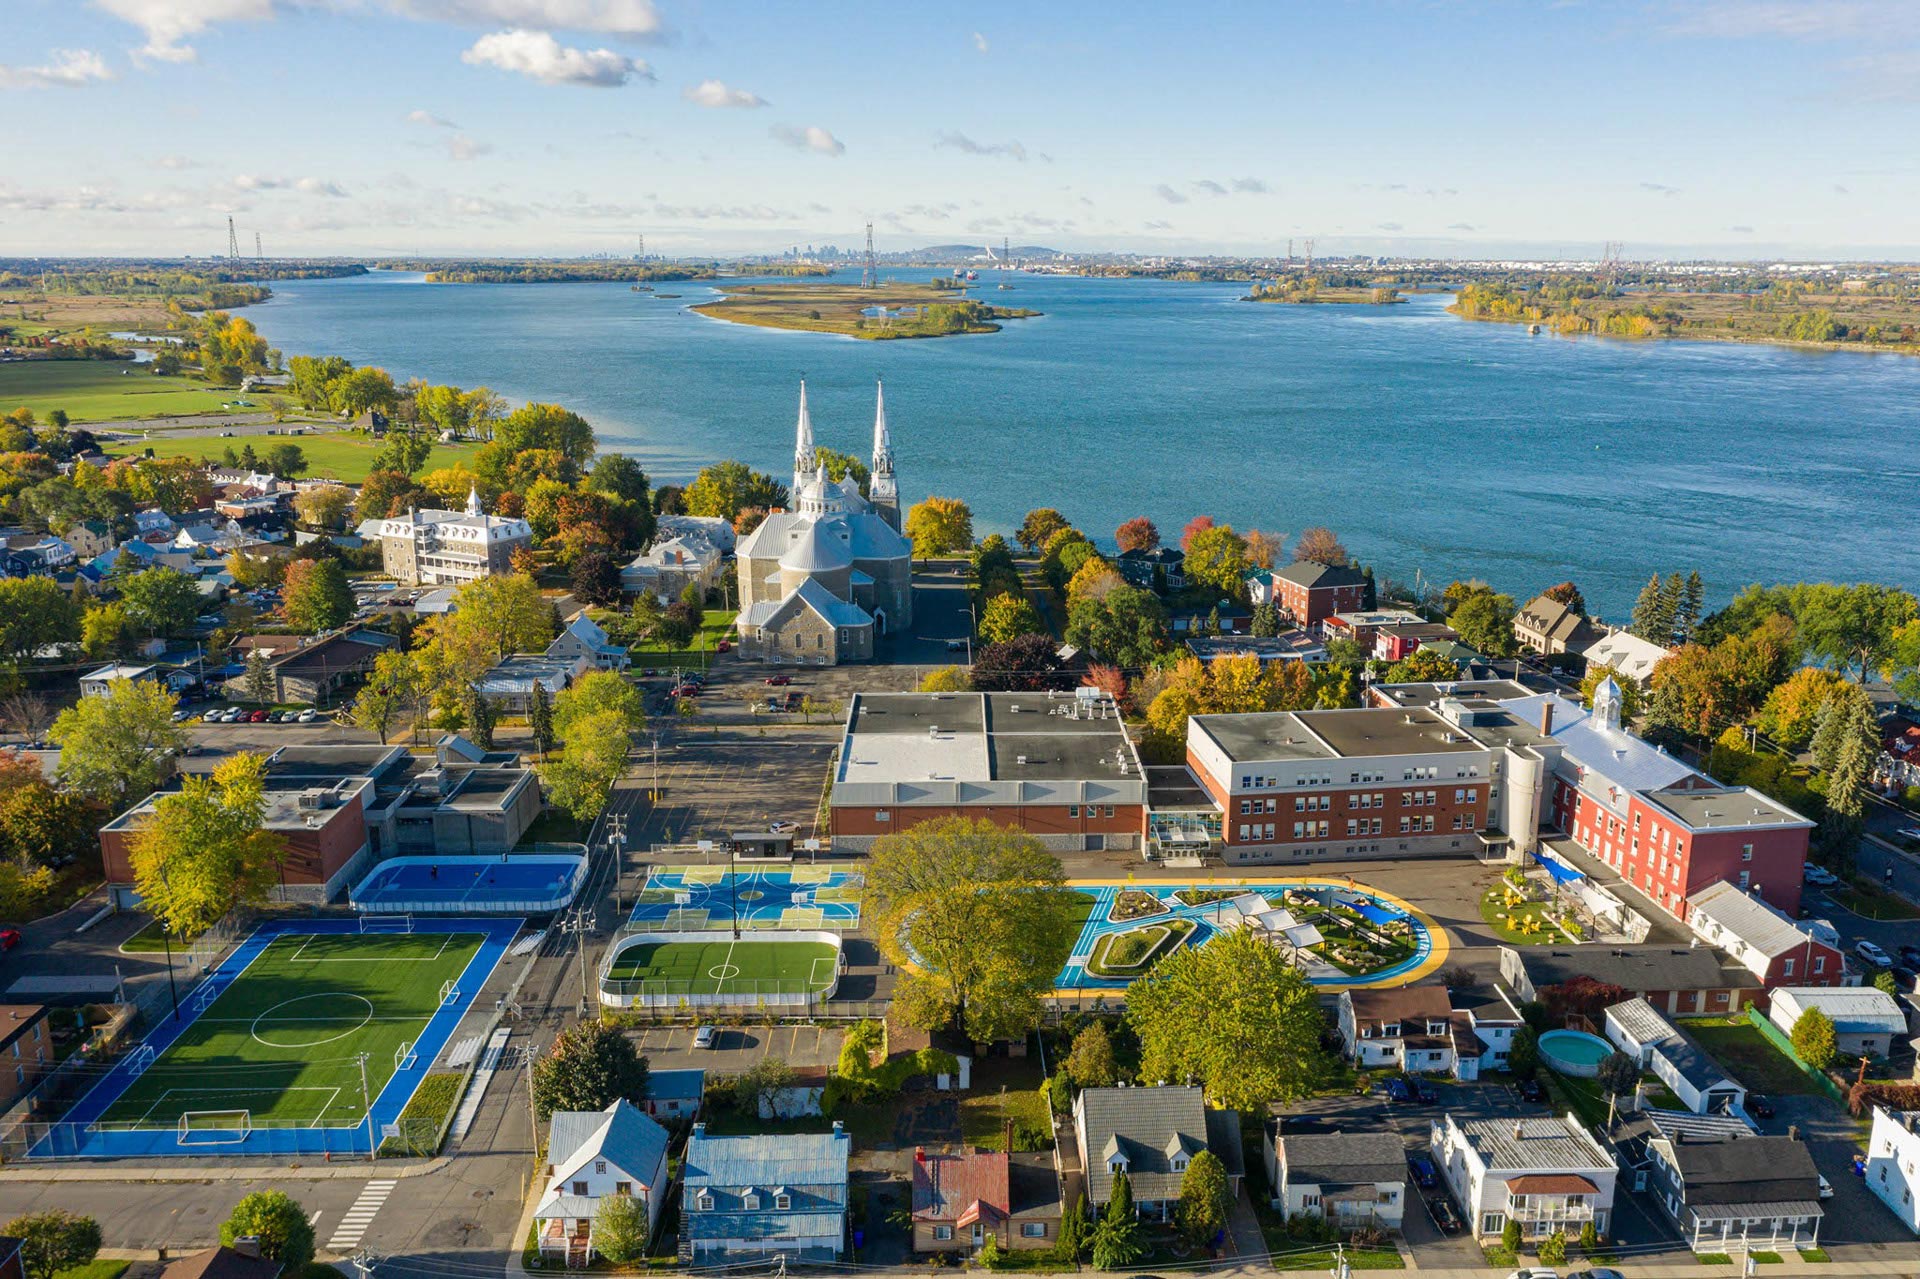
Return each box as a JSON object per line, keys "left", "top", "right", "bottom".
{"left": 627, "top": 1022, "right": 845, "bottom": 1075}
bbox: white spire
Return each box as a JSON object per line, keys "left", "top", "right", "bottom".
{"left": 793, "top": 379, "right": 815, "bottom": 481}
{"left": 464, "top": 483, "right": 483, "bottom": 518}
{"left": 871, "top": 377, "right": 893, "bottom": 476}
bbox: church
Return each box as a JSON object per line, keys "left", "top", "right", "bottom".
{"left": 734, "top": 381, "right": 915, "bottom": 665}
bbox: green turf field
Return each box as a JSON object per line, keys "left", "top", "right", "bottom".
{"left": 605, "top": 938, "right": 838, "bottom": 996}
{"left": 96, "top": 932, "right": 482, "bottom": 1132}
{"left": 0, "top": 360, "right": 243, "bottom": 422}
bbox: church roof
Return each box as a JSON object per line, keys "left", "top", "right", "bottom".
{"left": 779, "top": 521, "right": 855, "bottom": 573}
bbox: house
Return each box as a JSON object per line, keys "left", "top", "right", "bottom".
{"left": 1513, "top": 594, "right": 1598, "bottom": 656}
{"left": 64, "top": 519, "right": 113, "bottom": 561}
{"left": 643, "top": 1068, "right": 706, "bottom": 1123}
{"left": 1073, "top": 1084, "right": 1244, "bottom": 1220}
{"left": 1686, "top": 882, "right": 1845, "bottom": 990}
{"left": 0, "top": 1006, "right": 52, "bottom": 1109}
{"left": 477, "top": 652, "right": 591, "bottom": 714}
{"left": 1264, "top": 1126, "right": 1407, "bottom": 1230}
{"left": 1116, "top": 546, "right": 1185, "bottom": 591}
{"left": 680, "top": 1123, "right": 851, "bottom": 1265}
{"left": 535, "top": 1099, "right": 672, "bottom": 1266}
{"left": 910, "top": 1146, "right": 1063, "bottom": 1253}
{"left": 134, "top": 508, "right": 176, "bottom": 538}
{"left": 1641, "top": 1130, "right": 1822, "bottom": 1251}
{"left": 1603, "top": 998, "right": 1747, "bottom": 1116}
{"left": 1866, "top": 1106, "right": 1920, "bottom": 1234}
{"left": 159, "top": 1241, "right": 283, "bottom": 1279}
{"left": 79, "top": 663, "right": 162, "bottom": 698}
{"left": 1448, "top": 989, "right": 1527, "bottom": 1081}
{"left": 1270, "top": 561, "right": 1369, "bottom": 629}
{"left": 621, "top": 518, "right": 730, "bottom": 602}
{"left": 1169, "top": 602, "right": 1252, "bottom": 636}
{"left": 1499, "top": 945, "right": 1760, "bottom": 1021}
{"left": 222, "top": 627, "right": 398, "bottom": 705}
{"left": 1373, "top": 622, "right": 1459, "bottom": 664}
{"left": 1338, "top": 985, "right": 1456, "bottom": 1075}
{"left": 547, "top": 612, "right": 630, "bottom": 672}
{"left": 1323, "top": 609, "right": 1425, "bottom": 648}
{"left": 1769, "top": 988, "right": 1907, "bottom": 1060}
{"left": 1429, "top": 1111, "right": 1618, "bottom": 1241}
{"left": 1576, "top": 628, "right": 1670, "bottom": 686}
{"left": 1184, "top": 632, "right": 1327, "bottom": 665}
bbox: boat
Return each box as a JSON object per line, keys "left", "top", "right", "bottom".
{"left": 1526, "top": 323, "right": 1542, "bottom": 335}
{"left": 996, "top": 283, "right": 1014, "bottom": 290}
{"left": 631, "top": 284, "right": 653, "bottom": 292}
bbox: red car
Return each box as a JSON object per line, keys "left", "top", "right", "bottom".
{"left": 764, "top": 675, "right": 792, "bottom": 686}
{"left": 0, "top": 928, "right": 19, "bottom": 951}
{"left": 249, "top": 710, "right": 269, "bottom": 723}
{"left": 715, "top": 640, "right": 732, "bottom": 653}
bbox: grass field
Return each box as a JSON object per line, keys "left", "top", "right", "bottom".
{"left": 0, "top": 360, "right": 244, "bottom": 422}
{"left": 1678, "top": 1016, "right": 1821, "bottom": 1096}
{"left": 95, "top": 931, "right": 481, "bottom": 1132}
{"left": 605, "top": 937, "right": 837, "bottom": 995}
{"left": 107, "top": 431, "right": 481, "bottom": 484}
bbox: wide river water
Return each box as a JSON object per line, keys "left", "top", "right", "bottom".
{"left": 248, "top": 269, "right": 1920, "bottom": 620}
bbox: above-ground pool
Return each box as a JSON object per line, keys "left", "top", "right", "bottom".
{"left": 350, "top": 854, "right": 587, "bottom": 913}
{"left": 1539, "top": 1029, "right": 1615, "bottom": 1078}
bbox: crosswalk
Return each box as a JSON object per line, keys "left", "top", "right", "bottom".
{"left": 326, "top": 1179, "right": 396, "bottom": 1253}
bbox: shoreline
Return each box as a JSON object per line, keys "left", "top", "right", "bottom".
{"left": 1447, "top": 306, "right": 1920, "bottom": 359}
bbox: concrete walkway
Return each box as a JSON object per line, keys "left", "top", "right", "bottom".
{"left": 0, "top": 1155, "right": 449, "bottom": 1182}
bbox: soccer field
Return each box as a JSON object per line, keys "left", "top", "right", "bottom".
{"left": 95, "top": 931, "right": 483, "bottom": 1133}
{"left": 604, "top": 938, "right": 838, "bottom": 996}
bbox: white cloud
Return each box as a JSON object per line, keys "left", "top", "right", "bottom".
{"left": 683, "top": 78, "right": 766, "bottom": 108}
{"left": 770, "top": 124, "right": 844, "bottom": 156}
{"left": 0, "top": 48, "right": 114, "bottom": 89}
{"left": 1193, "top": 179, "right": 1227, "bottom": 196}
{"left": 155, "top": 153, "right": 199, "bottom": 169}
{"left": 408, "top": 108, "right": 459, "bottom": 128}
{"left": 1152, "top": 184, "right": 1188, "bottom": 204}
{"left": 447, "top": 134, "right": 492, "bottom": 160}
{"left": 972, "top": 31, "right": 989, "bottom": 53}
{"left": 295, "top": 176, "right": 349, "bottom": 197}
{"left": 462, "top": 29, "right": 651, "bottom": 86}
{"left": 1640, "top": 181, "right": 1682, "bottom": 196}
{"left": 232, "top": 173, "right": 288, "bottom": 190}
{"left": 934, "top": 131, "right": 1026, "bottom": 161}
{"left": 95, "top": 0, "right": 274, "bottom": 63}
{"left": 234, "top": 173, "right": 349, "bottom": 196}
{"left": 1231, "top": 177, "right": 1269, "bottom": 194}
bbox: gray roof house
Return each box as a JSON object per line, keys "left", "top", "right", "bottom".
{"left": 1073, "top": 1085, "right": 1244, "bottom": 1220}
{"left": 1643, "top": 1131, "right": 1823, "bottom": 1251}
{"left": 535, "top": 1099, "right": 672, "bottom": 1266}
{"left": 1264, "top": 1125, "right": 1408, "bottom": 1230}
{"left": 681, "top": 1122, "right": 851, "bottom": 1265}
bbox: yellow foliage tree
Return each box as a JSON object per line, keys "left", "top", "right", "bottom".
{"left": 130, "top": 752, "right": 284, "bottom": 937}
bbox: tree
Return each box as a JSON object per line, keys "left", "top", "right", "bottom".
{"left": 1677, "top": 571, "right": 1706, "bottom": 641}
{"left": 1249, "top": 601, "right": 1280, "bottom": 637}
{"left": 221, "top": 1191, "right": 315, "bottom": 1266}
{"left": 919, "top": 666, "right": 971, "bottom": 693}
{"left": 281, "top": 557, "right": 353, "bottom": 633}
{"left": 330, "top": 365, "right": 399, "bottom": 418}
{"left": 1501, "top": 1218, "right": 1522, "bottom": 1256}
{"left": 349, "top": 649, "right": 420, "bottom": 745}
{"left": 79, "top": 601, "right": 133, "bottom": 660}
{"left": 733, "top": 1056, "right": 799, "bottom": 1118}
{"left": 1127, "top": 927, "right": 1327, "bottom": 1111}
{"left": 1579, "top": 664, "right": 1644, "bottom": 720}
{"left": 1064, "top": 1021, "right": 1118, "bottom": 1088}
{"left": 5, "top": 1211, "right": 100, "bottom": 1279}
{"left": 1016, "top": 508, "right": 1071, "bottom": 553}
{"left": 131, "top": 753, "right": 284, "bottom": 937}
{"left": 1060, "top": 1194, "right": 1092, "bottom": 1261}
{"left": 1179, "top": 515, "right": 1215, "bottom": 552}
{"left": 460, "top": 682, "right": 497, "bottom": 749}
{"left": 867, "top": 817, "right": 1079, "bottom": 1043}
{"left": 1176, "top": 1149, "right": 1230, "bottom": 1249}
{"left": 1450, "top": 589, "right": 1518, "bottom": 658}
{"left": 1798, "top": 582, "right": 1919, "bottom": 683}
{"left": 1630, "top": 573, "right": 1676, "bottom": 644}
{"left": 293, "top": 482, "right": 353, "bottom": 529}
{"left": 1538, "top": 1227, "right": 1567, "bottom": 1265}
{"left": 1875, "top": 968, "right": 1900, "bottom": 996}
{"left": 973, "top": 634, "right": 1070, "bottom": 692}
{"left": 538, "top": 709, "right": 631, "bottom": 821}
{"left": 1184, "top": 524, "right": 1249, "bottom": 595}
{"left": 1543, "top": 580, "right": 1585, "bottom": 614}
{"left": 0, "top": 577, "right": 79, "bottom": 665}
{"left": 371, "top": 431, "right": 434, "bottom": 477}
{"left": 571, "top": 550, "right": 622, "bottom": 607}
{"left": 532, "top": 1019, "right": 649, "bottom": 1119}
{"left": 241, "top": 648, "right": 275, "bottom": 704}
{"left": 1758, "top": 668, "right": 1852, "bottom": 749}
{"left": 1791, "top": 1007, "right": 1837, "bottom": 1070}
{"left": 1292, "top": 526, "right": 1348, "bottom": 566}
{"left": 1065, "top": 585, "right": 1169, "bottom": 670}
{"left": 593, "top": 1192, "right": 649, "bottom": 1265}
{"left": 682, "top": 460, "right": 785, "bottom": 520}
{"left": 49, "top": 678, "right": 187, "bottom": 809}
{"left": 435, "top": 574, "right": 554, "bottom": 664}
{"left": 905, "top": 497, "right": 974, "bottom": 556}
{"left": 1579, "top": 1219, "right": 1598, "bottom": 1253}
{"left": 1092, "top": 1172, "right": 1145, "bottom": 1270}
{"left": 118, "top": 566, "right": 202, "bottom": 637}
{"left": 529, "top": 680, "right": 555, "bottom": 756}
{"left": 555, "top": 670, "right": 647, "bottom": 735}
{"left": 978, "top": 591, "right": 1047, "bottom": 644}
{"left": 1114, "top": 517, "right": 1159, "bottom": 553}
{"left": 1385, "top": 648, "right": 1462, "bottom": 684}
{"left": 494, "top": 402, "right": 597, "bottom": 473}
{"left": 1595, "top": 1051, "right": 1639, "bottom": 1098}
{"left": 1509, "top": 1025, "right": 1539, "bottom": 1078}
{"left": 587, "top": 452, "right": 653, "bottom": 504}
{"left": 260, "top": 443, "right": 307, "bottom": 478}
{"left": 1243, "top": 528, "right": 1282, "bottom": 570}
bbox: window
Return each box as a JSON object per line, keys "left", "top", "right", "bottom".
{"left": 775, "top": 1194, "right": 791, "bottom": 1210}
{"left": 616, "top": 1181, "right": 632, "bottom": 1195}
{"left": 1783, "top": 958, "right": 1795, "bottom": 976}
{"left": 697, "top": 1192, "right": 714, "bottom": 1211}
{"left": 1022, "top": 1223, "right": 1047, "bottom": 1238}
{"left": 1068, "top": 805, "right": 1080, "bottom": 818}
{"left": 934, "top": 1226, "right": 954, "bottom": 1241}
{"left": 744, "top": 1192, "right": 760, "bottom": 1210}
{"left": 573, "top": 1181, "right": 588, "bottom": 1196}
{"left": 1302, "top": 1194, "right": 1320, "bottom": 1210}
{"left": 1240, "top": 799, "right": 1251, "bottom": 815}
{"left": 1814, "top": 955, "right": 1826, "bottom": 974}
{"left": 1238, "top": 824, "right": 1249, "bottom": 841}
{"left": 876, "top": 810, "right": 890, "bottom": 823}
{"left": 1742, "top": 846, "right": 1753, "bottom": 862}
{"left": 596, "top": 1161, "right": 607, "bottom": 1175}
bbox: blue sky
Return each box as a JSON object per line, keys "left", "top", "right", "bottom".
{"left": 4, "top": 0, "right": 1919, "bottom": 259}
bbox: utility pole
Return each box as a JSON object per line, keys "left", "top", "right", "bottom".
{"left": 861, "top": 222, "right": 876, "bottom": 290}
{"left": 571, "top": 910, "right": 591, "bottom": 1015}
{"left": 348, "top": 1252, "right": 379, "bottom": 1279}
{"left": 356, "top": 1052, "right": 374, "bottom": 1163}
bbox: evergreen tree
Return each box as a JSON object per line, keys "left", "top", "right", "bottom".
{"left": 1501, "top": 1218, "right": 1522, "bottom": 1256}
{"left": 1678, "top": 570, "right": 1706, "bottom": 641}
{"left": 1250, "top": 601, "right": 1280, "bottom": 637}
{"left": 1059, "top": 1194, "right": 1091, "bottom": 1261}
{"left": 1360, "top": 564, "right": 1377, "bottom": 610}
{"left": 460, "top": 683, "right": 496, "bottom": 749}
{"left": 1092, "top": 1172, "right": 1145, "bottom": 1270}
{"left": 242, "top": 648, "right": 275, "bottom": 705}
{"left": 1657, "top": 572, "right": 1685, "bottom": 642}
{"left": 528, "top": 680, "right": 554, "bottom": 757}
{"left": 1629, "top": 574, "right": 1665, "bottom": 642}
{"left": 1203, "top": 605, "right": 1222, "bottom": 637}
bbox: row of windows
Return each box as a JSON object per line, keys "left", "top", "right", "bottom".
{"left": 1067, "top": 805, "right": 1117, "bottom": 819}
{"left": 931, "top": 1224, "right": 1048, "bottom": 1240}
{"left": 692, "top": 1190, "right": 792, "bottom": 1211}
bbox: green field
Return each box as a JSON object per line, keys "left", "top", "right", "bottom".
{"left": 107, "top": 431, "right": 481, "bottom": 484}
{"left": 0, "top": 360, "right": 243, "bottom": 422}
{"left": 605, "top": 937, "right": 838, "bottom": 995}
{"left": 97, "top": 931, "right": 482, "bottom": 1131}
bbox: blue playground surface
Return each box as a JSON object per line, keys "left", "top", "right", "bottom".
{"left": 1058, "top": 882, "right": 1433, "bottom": 991}
{"left": 350, "top": 853, "right": 587, "bottom": 913}
{"left": 34, "top": 916, "right": 518, "bottom": 1159}
{"left": 630, "top": 868, "right": 862, "bottom": 930}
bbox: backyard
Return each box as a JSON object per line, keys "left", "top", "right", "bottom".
{"left": 1679, "top": 1016, "right": 1821, "bottom": 1096}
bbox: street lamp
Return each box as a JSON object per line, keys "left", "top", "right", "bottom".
{"left": 155, "top": 865, "right": 180, "bottom": 1020}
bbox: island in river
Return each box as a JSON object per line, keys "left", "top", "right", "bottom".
{"left": 690, "top": 280, "right": 1039, "bottom": 339}
{"left": 1244, "top": 278, "right": 1405, "bottom": 305}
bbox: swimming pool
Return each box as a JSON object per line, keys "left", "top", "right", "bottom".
{"left": 1539, "top": 1029, "right": 1615, "bottom": 1078}
{"left": 350, "top": 854, "right": 587, "bottom": 914}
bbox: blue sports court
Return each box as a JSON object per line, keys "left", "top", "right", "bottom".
{"left": 628, "top": 867, "right": 863, "bottom": 930}
{"left": 350, "top": 853, "right": 587, "bottom": 913}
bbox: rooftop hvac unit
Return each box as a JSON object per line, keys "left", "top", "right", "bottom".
{"left": 928, "top": 725, "right": 941, "bottom": 738}
{"left": 1016, "top": 755, "right": 1028, "bottom": 765}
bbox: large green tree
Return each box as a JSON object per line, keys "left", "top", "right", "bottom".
{"left": 905, "top": 497, "right": 974, "bottom": 556}
{"left": 281, "top": 556, "right": 353, "bottom": 633}
{"left": 1125, "top": 926, "right": 1328, "bottom": 1112}
{"left": 868, "top": 817, "right": 1079, "bottom": 1043}
{"left": 221, "top": 1191, "right": 315, "bottom": 1266}
{"left": 0, "top": 577, "right": 79, "bottom": 666}
{"left": 1091, "top": 1172, "right": 1144, "bottom": 1270}
{"left": 1449, "top": 589, "right": 1518, "bottom": 658}
{"left": 1183, "top": 524, "right": 1249, "bottom": 596}
{"left": 682, "top": 460, "right": 785, "bottom": 520}
{"left": 1797, "top": 582, "right": 1919, "bottom": 683}
{"left": 532, "top": 1019, "right": 649, "bottom": 1120}
{"left": 592, "top": 1193, "right": 650, "bottom": 1265}
{"left": 349, "top": 649, "right": 421, "bottom": 745}
{"left": 1016, "top": 508, "right": 1072, "bottom": 553}
{"left": 1064, "top": 585, "right": 1168, "bottom": 670}
{"left": 49, "top": 678, "right": 187, "bottom": 809}
{"left": 5, "top": 1211, "right": 100, "bottom": 1279}
{"left": 130, "top": 753, "right": 284, "bottom": 938}
{"left": 1790, "top": 1006, "right": 1837, "bottom": 1069}
{"left": 1176, "top": 1150, "right": 1231, "bottom": 1249}
{"left": 119, "top": 566, "right": 202, "bottom": 637}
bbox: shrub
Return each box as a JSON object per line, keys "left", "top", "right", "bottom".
{"left": 1501, "top": 1219, "right": 1522, "bottom": 1256}
{"left": 1538, "top": 1228, "right": 1567, "bottom": 1265}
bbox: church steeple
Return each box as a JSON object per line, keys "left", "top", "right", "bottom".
{"left": 792, "top": 379, "right": 816, "bottom": 501}
{"left": 464, "top": 483, "right": 483, "bottom": 518}
{"left": 868, "top": 377, "right": 900, "bottom": 530}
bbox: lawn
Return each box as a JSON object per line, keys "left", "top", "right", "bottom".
{"left": 1543, "top": 1070, "right": 1616, "bottom": 1129}
{"left": 53, "top": 1263, "right": 130, "bottom": 1279}
{"left": 603, "top": 937, "right": 838, "bottom": 996}
{"left": 1831, "top": 876, "right": 1920, "bottom": 921}
{"left": 1478, "top": 885, "right": 1577, "bottom": 945}
{"left": 95, "top": 930, "right": 482, "bottom": 1131}
{"left": 1085, "top": 918, "right": 1195, "bottom": 978}
{"left": 0, "top": 360, "right": 242, "bottom": 422}
{"left": 107, "top": 430, "right": 480, "bottom": 484}
{"left": 1678, "top": 1017, "right": 1820, "bottom": 1096}
{"left": 119, "top": 917, "right": 206, "bottom": 954}
{"left": 1272, "top": 1248, "right": 1403, "bottom": 1271}
{"left": 959, "top": 1070, "right": 1051, "bottom": 1151}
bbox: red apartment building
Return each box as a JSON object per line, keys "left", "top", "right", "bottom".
{"left": 1271, "top": 562, "right": 1369, "bottom": 629}
{"left": 1374, "top": 622, "right": 1460, "bottom": 663}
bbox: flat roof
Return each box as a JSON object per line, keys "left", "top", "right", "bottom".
{"left": 443, "top": 768, "right": 526, "bottom": 808}
{"left": 1146, "top": 765, "right": 1213, "bottom": 810}
{"left": 1369, "top": 679, "right": 1533, "bottom": 709}
{"left": 1294, "top": 707, "right": 1485, "bottom": 758}
{"left": 1642, "top": 784, "right": 1812, "bottom": 831}
{"left": 836, "top": 691, "right": 1143, "bottom": 795}
{"left": 1194, "top": 712, "right": 1335, "bottom": 763}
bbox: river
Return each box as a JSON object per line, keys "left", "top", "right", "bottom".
{"left": 247, "top": 269, "right": 1920, "bottom": 620}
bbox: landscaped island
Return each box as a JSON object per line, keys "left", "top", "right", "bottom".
{"left": 401, "top": 262, "right": 719, "bottom": 285}
{"left": 1245, "top": 279, "right": 1404, "bottom": 305}
{"left": 691, "top": 281, "right": 1039, "bottom": 339}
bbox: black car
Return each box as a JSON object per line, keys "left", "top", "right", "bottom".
{"left": 1426, "top": 1197, "right": 1462, "bottom": 1234}
{"left": 1413, "top": 1078, "right": 1439, "bottom": 1104}
{"left": 1747, "top": 1093, "right": 1775, "bottom": 1119}
{"left": 1902, "top": 944, "right": 1920, "bottom": 968}
{"left": 1517, "top": 1077, "right": 1546, "bottom": 1103}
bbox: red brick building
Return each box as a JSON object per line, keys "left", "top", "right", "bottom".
{"left": 1374, "top": 622, "right": 1459, "bottom": 663}
{"left": 1271, "top": 562, "right": 1369, "bottom": 629}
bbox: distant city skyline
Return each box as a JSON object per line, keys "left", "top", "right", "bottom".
{"left": 5, "top": 0, "right": 1920, "bottom": 259}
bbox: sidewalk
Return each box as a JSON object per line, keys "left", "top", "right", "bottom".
{"left": 0, "top": 1155, "right": 448, "bottom": 1182}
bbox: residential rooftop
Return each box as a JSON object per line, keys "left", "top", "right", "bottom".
{"left": 1450, "top": 1113, "right": 1615, "bottom": 1173}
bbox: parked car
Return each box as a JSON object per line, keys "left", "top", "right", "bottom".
{"left": 0, "top": 928, "right": 20, "bottom": 950}
{"left": 769, "top": 820, "right": 799, "bottom": 835}
{"left": 1407, "top": 1152, "right": 1438, "bottom": 1188}
{"left": 1505, "top": 1269, "right": 1561, "bottom": 1279}
{"left": 764, "top": 675, "right": 793, "bottom": 686}
{"left": 1818, "top": 1173, "right": 1834, "bottom": 1200}
{"left": 1899, "top": 944, "right": 1920, "bottom": 968}
{"left": 1567, "top": 1270, "right": 1624, "bottom": 1279}
{"left": 1857, "top": 939, "right": 1893, "bottom": 968}
{"left": 1746, "top": 1094, "right": 1775, "bottom": 1119}
{"left": 298, "top": 708, "right": 317, "bottom": 723}
{"left": 250, "top": 710, "right": 269, "bottom": 723}
{"left": 1517, "top": 1077, "right": 1547, "bottom": 1103}
{"left": 692, "top": 1025, "right": 716, "bottom": 1049}
{"left": 715, "top": 640, "right": 731, "bottom": 653}
{"left": 1804, "top": 864, "right": 1840, "bottom": 887}
{"left": 170, "top": 710, "right": 192, "bottom": 723}
{"left": 1413, "top": 1078, "right": 1439, "bottom": 1104}
{"left": 1427, "top": 1196, "right": 1462, "bottom": 1235}
{"left": 1381, "top": 1077, "right": 1413, "bottom": 1103}
{"left": 201, "top": 709, "right": 222, "bottom": 722}
{"left": 946, "top": 639, "right": 967, "bottom": 652}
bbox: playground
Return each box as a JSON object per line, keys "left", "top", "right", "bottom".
{"left": 628, "top": 867, "right": 862, "bottom": 931}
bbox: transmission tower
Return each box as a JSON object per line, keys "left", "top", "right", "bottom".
{"left": 637, "top": 233, "right": 645, "bottom": 261}
{"left": 227, "top": 216, "right": 239, "bottom": 263}
{"left": 861, "top": 221, "right": 877, "bottom": 290}
{"left": 254, "top": 231, "right": 262, "bottom": 260}
{"left": 1303, "top": 238, "right": 1315, "bottom": 275}
{"left": 1600, "top": 240, "right": 1625, "bottom": 292}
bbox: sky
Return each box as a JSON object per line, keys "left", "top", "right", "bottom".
{"left": 4, "top": 0, "right": 1920, "bottom": 260}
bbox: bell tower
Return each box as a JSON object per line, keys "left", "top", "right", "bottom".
{"left": 869, "top": 377, "right": 900, "bottom": 531}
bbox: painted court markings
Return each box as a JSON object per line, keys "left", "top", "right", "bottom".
{"left": 327, "top": 1179, "right": 397, "bottom": 1252}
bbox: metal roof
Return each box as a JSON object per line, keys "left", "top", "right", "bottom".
{"left": 1450, "top": 1114, "right": 1615, "bottom": 1174}
{"left": 1770, "top": 986, "right": 1907, "bottom": 1033}
{"left": 684, "top": 1128, "right": 850, "bottom": 1190}
{"left": 1687, "top": 882, "right": 1824, "bottom": 958}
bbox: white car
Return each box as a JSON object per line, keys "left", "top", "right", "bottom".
{"left": 1857, "top": 940, "right": 1893, "bottom": 968}
{"left": 202, "top": 709, "right": 223, "bottom": 722}
{"left": 1818, "top": 1173, "right": 1834, "bottom": 1200}
{"left": 1505, "top": 1269, "right": 1560, "bottom": 1279}
{"left": 1803, "top": 864, "right": 1840, "bottom": 887}
{"left": 692, "top": 1025, "right": 716, "bottom": 1049}
{"left": 298, "top": 708, "right": 317, "bottom": 723}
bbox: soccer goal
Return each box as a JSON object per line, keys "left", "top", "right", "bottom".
{"left": 190, "top": 978, "right": 225, "bottom": 1015}
{"left": 395, "top": 1041, "right": 418, "bottom": 1071}
{"left": 439, "top": 979, "right": 460, "bottom": 1005}
{"left": 127, "top": 1045, "right": 156, "bottom": 1077}
{"left": 359, "top": 913, "right": 414, "bottom": 934}
{"left": 178, "top": 1110, "right": 252, "bottom": 1145}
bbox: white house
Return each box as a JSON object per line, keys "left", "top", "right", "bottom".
{"left": 1685, "top": 881, "right": 1846, "bottom": 989}
{"left": 547, "top": 612, "right": 630, "bottom": 672}
{"left": 1575, "top": 628, "right": 1670, "bottom": 685}
{"left": 535, "top": 1098, "right": 672, "bottom": 1267}
{"left": 1866, "top": 1106, "right": 1920, "bottom": 1234}
{"left": 1604, "top": 998, "right": 1747, "bottom": 1117}
{"left": 1264, "top": 1126, "right": 1407, "bottom": 1230}
{"left": 1430, "top": 1111, "right": 1619, "bottom": 1241}
{"left": 1641, "top": 1130, "right": 1822, "bottom": 1251}
{"left": 621, "top": 519, "right": 729, "bottom": 603}
{"left": 79, "top": 663, "right": 162, "bottom": 698}
{"left": 1338, "top": 985, "right": 1455, "bottom": 1074}
{"left": 1769, "top": 987, "right": 1908, "bottom": 1061}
